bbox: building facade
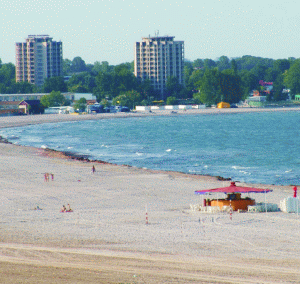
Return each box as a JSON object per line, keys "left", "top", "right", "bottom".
{"left": 134, "top": 36, "right": 184, "bottom": 98}
{"left": 15, "top": 35, "right": 63, "bottom": 86}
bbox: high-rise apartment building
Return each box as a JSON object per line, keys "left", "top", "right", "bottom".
{"left": 134, "top": 35, "right": 184, "bottom": 98}
{"left": 15, "top": 35, "right": 63, "bottom": 86}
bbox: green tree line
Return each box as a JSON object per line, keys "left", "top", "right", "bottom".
{"left": 1, "top": 55, "right": 300, "bottom": 108}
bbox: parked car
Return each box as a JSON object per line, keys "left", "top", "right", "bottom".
{"left": 89, "top": 104, "right": 104, "bottom": 113}
{"left": 230, "top": 104, "right": 238, "bottom": 108}
{"left": 104, "top": 107, "right": 110, "bottom": 113}
{"left": 118, "top": 106, "right": 130, "bottom": 112}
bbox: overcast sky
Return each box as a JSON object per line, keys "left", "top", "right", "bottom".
{"left": 1, "top": 0, "right": 299, "bottom": 65}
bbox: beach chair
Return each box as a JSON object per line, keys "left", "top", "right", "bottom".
{"left": 190, "top": 204, "right": 201, "bottom": 211}
{"left": 248, "top": 205, "right": 257, "bottom": 212}
{"left": 221, "top": 205, "right": 231, "bottom": 213}
{"left": 200, "top": 206, "right": 207, "bottom": 213}
{"left": 206, "top": 206, "right": 219, "bottom": 213}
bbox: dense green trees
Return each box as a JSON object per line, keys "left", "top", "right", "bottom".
{"left": 40, "top": 91, "right": 70, "bottom": 107}
{"left": 194, "top": 68, "right": 222, "bottom": 105}
{"left": 217, "top": 56, "right": 231, "bottom": 71}
{"left": 67, "top": 72, "right": 96, "bottom": 93}
{"left": 73, "top": 97, "right": 87, "bottom": 112}
{"left": 284, "top": 59, "right": 300, "bottom": 97}
{"left": 192, "top": 67, "right": 242, "bottom": 105}
{"left": 93, "top": 63, "right": 138, "bottom": 102}
{"left": 112, "top": 90, "right": 141, "bottom": 109}
{"left": 219, "top": 69, "right": 243, "bottom": 104}
{"left": 43, "top": 77, "right": 68, "bottom": 93}
{"left": 0, "top": 62, "right": 38, "bottom": 94}
{"left": 166, "top": 96, "right": 177, "bottom": 105}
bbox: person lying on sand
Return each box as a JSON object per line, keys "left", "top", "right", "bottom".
{"left": 61, "top": 204, "right": 73, "bottom": 213}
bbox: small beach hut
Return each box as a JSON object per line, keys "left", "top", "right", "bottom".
{"left": 217, "top": 102, "right": 230, "bottom": 108}
{"left": 195, "top": 182, "right": 272, "bottom": 211}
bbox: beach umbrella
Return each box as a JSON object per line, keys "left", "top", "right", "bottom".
{"left": 195, "top": 182, "right": 273, "bottom": 212}
{"left": 194, "top": 182, "right": 272, "bottom": 195}
{"left": 194, "top": 182, "right": 273, "bottom": 212}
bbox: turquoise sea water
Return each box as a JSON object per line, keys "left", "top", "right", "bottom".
{"left": 1, "top": 111, "right": 300, "bottom": 185}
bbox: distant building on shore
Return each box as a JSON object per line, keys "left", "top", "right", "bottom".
{"left": 0, "top": 92, "right": 96, "bottom": 116}
{"left": 134, "top": 35, "right": 184, "bottom": 99}
{"left": 15, "top": 35, "right": 63, "bottom": 86}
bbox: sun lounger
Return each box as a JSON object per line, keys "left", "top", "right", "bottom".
{"left": 221, "top": 205, "right": 231, "bottom": 213}
{"left": 206, "top": 206, "right": 220, "bottom": 213}
{"left": 248, "top": 205, "right": 258, "bottom": 212}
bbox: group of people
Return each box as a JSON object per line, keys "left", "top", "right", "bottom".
{"left": 44, "top": 173, "right": 54, "bottom": 182}
{"left": 61, "top": 204, "right": 73, "bottom": 213}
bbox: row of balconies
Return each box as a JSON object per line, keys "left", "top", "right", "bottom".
{"left": 137, "top": 62, "right": 182, "bottom": 67}
{"left": 136, "top": 45, "right": 183, "bottom": 52}
{"left": 137, "top": 47, "right": 182, "bottom": 50}
{"left": 137, "top": 73, "right": 171, "bottom": 78}
{"left": 137, "top": 65, "right": 181, "bottom": 69}
{"left": 137, "top": 62, "right": 182, "bottom": 66}
{"left": 144, "top": 51, "right": 181, "bottom": 54}
{"left": 137, "top": 57, "right": 181, "bottom": 61}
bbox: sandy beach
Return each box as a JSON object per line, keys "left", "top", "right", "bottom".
{"left": 1, "top": 108, "right": 300, "bottom": 283}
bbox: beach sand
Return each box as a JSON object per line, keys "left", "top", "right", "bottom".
{"left": 1, "top": 109, "right": 300, "bottom": 283}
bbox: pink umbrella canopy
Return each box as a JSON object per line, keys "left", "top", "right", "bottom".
{"left": 195, "top": 182, "right": 272, "bottom": 195}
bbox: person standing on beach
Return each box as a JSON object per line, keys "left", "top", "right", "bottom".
{"left": 44, "top": 173, "right": 49, "bottom": 182}
{"left": 51, "top": 173, "right": 54, "bottom": 181}
{"left": 92, "top": 165, "right": 96, "bottom": 174}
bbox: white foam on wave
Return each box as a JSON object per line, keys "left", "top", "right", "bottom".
{"left": 189, "top": 169, "right": 201, "bottom": 173}
{"left": 135, "top": 152, "right": 143, "bottom": 156}
{"left": 7, "top": 135, "right": 19, "bottom": 140}
{"left": 41, "top": 145, "right": 48, "bottom": 149}
{"left": 232, "top": 165, "right": 252, "bottom": 170}
{"left": 239, "top": 170, "right": 251, "bottom": 175}
{"left": 166, "top": 149, "right": 172, "bottom": 152}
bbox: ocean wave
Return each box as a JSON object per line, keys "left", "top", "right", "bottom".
{"left": 239, "top": 170, "right": 251, "bottom": 175}
{"left": 232, "top": 165, "right": 252, "bottom": 170}
{"left": 7, "top": 135, "right": 19, "bottom": 140}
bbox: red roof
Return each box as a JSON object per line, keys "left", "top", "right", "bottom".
{"left": 195, "top": 182, "right": 272, "bottom": 194}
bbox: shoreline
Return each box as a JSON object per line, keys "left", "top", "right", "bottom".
{"left": 1, "top": 105, "right": 300, "bottom": 129}
{"left": 0, "top": 137, "right": 233, "bottom": 185}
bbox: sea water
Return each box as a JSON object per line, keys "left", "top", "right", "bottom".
{"left": 1, "top": 111, "right": 300, "bottom": 186}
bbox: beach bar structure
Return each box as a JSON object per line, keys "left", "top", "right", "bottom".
{"left": 195, "top": 182, "right": 272, "bottom": 211}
